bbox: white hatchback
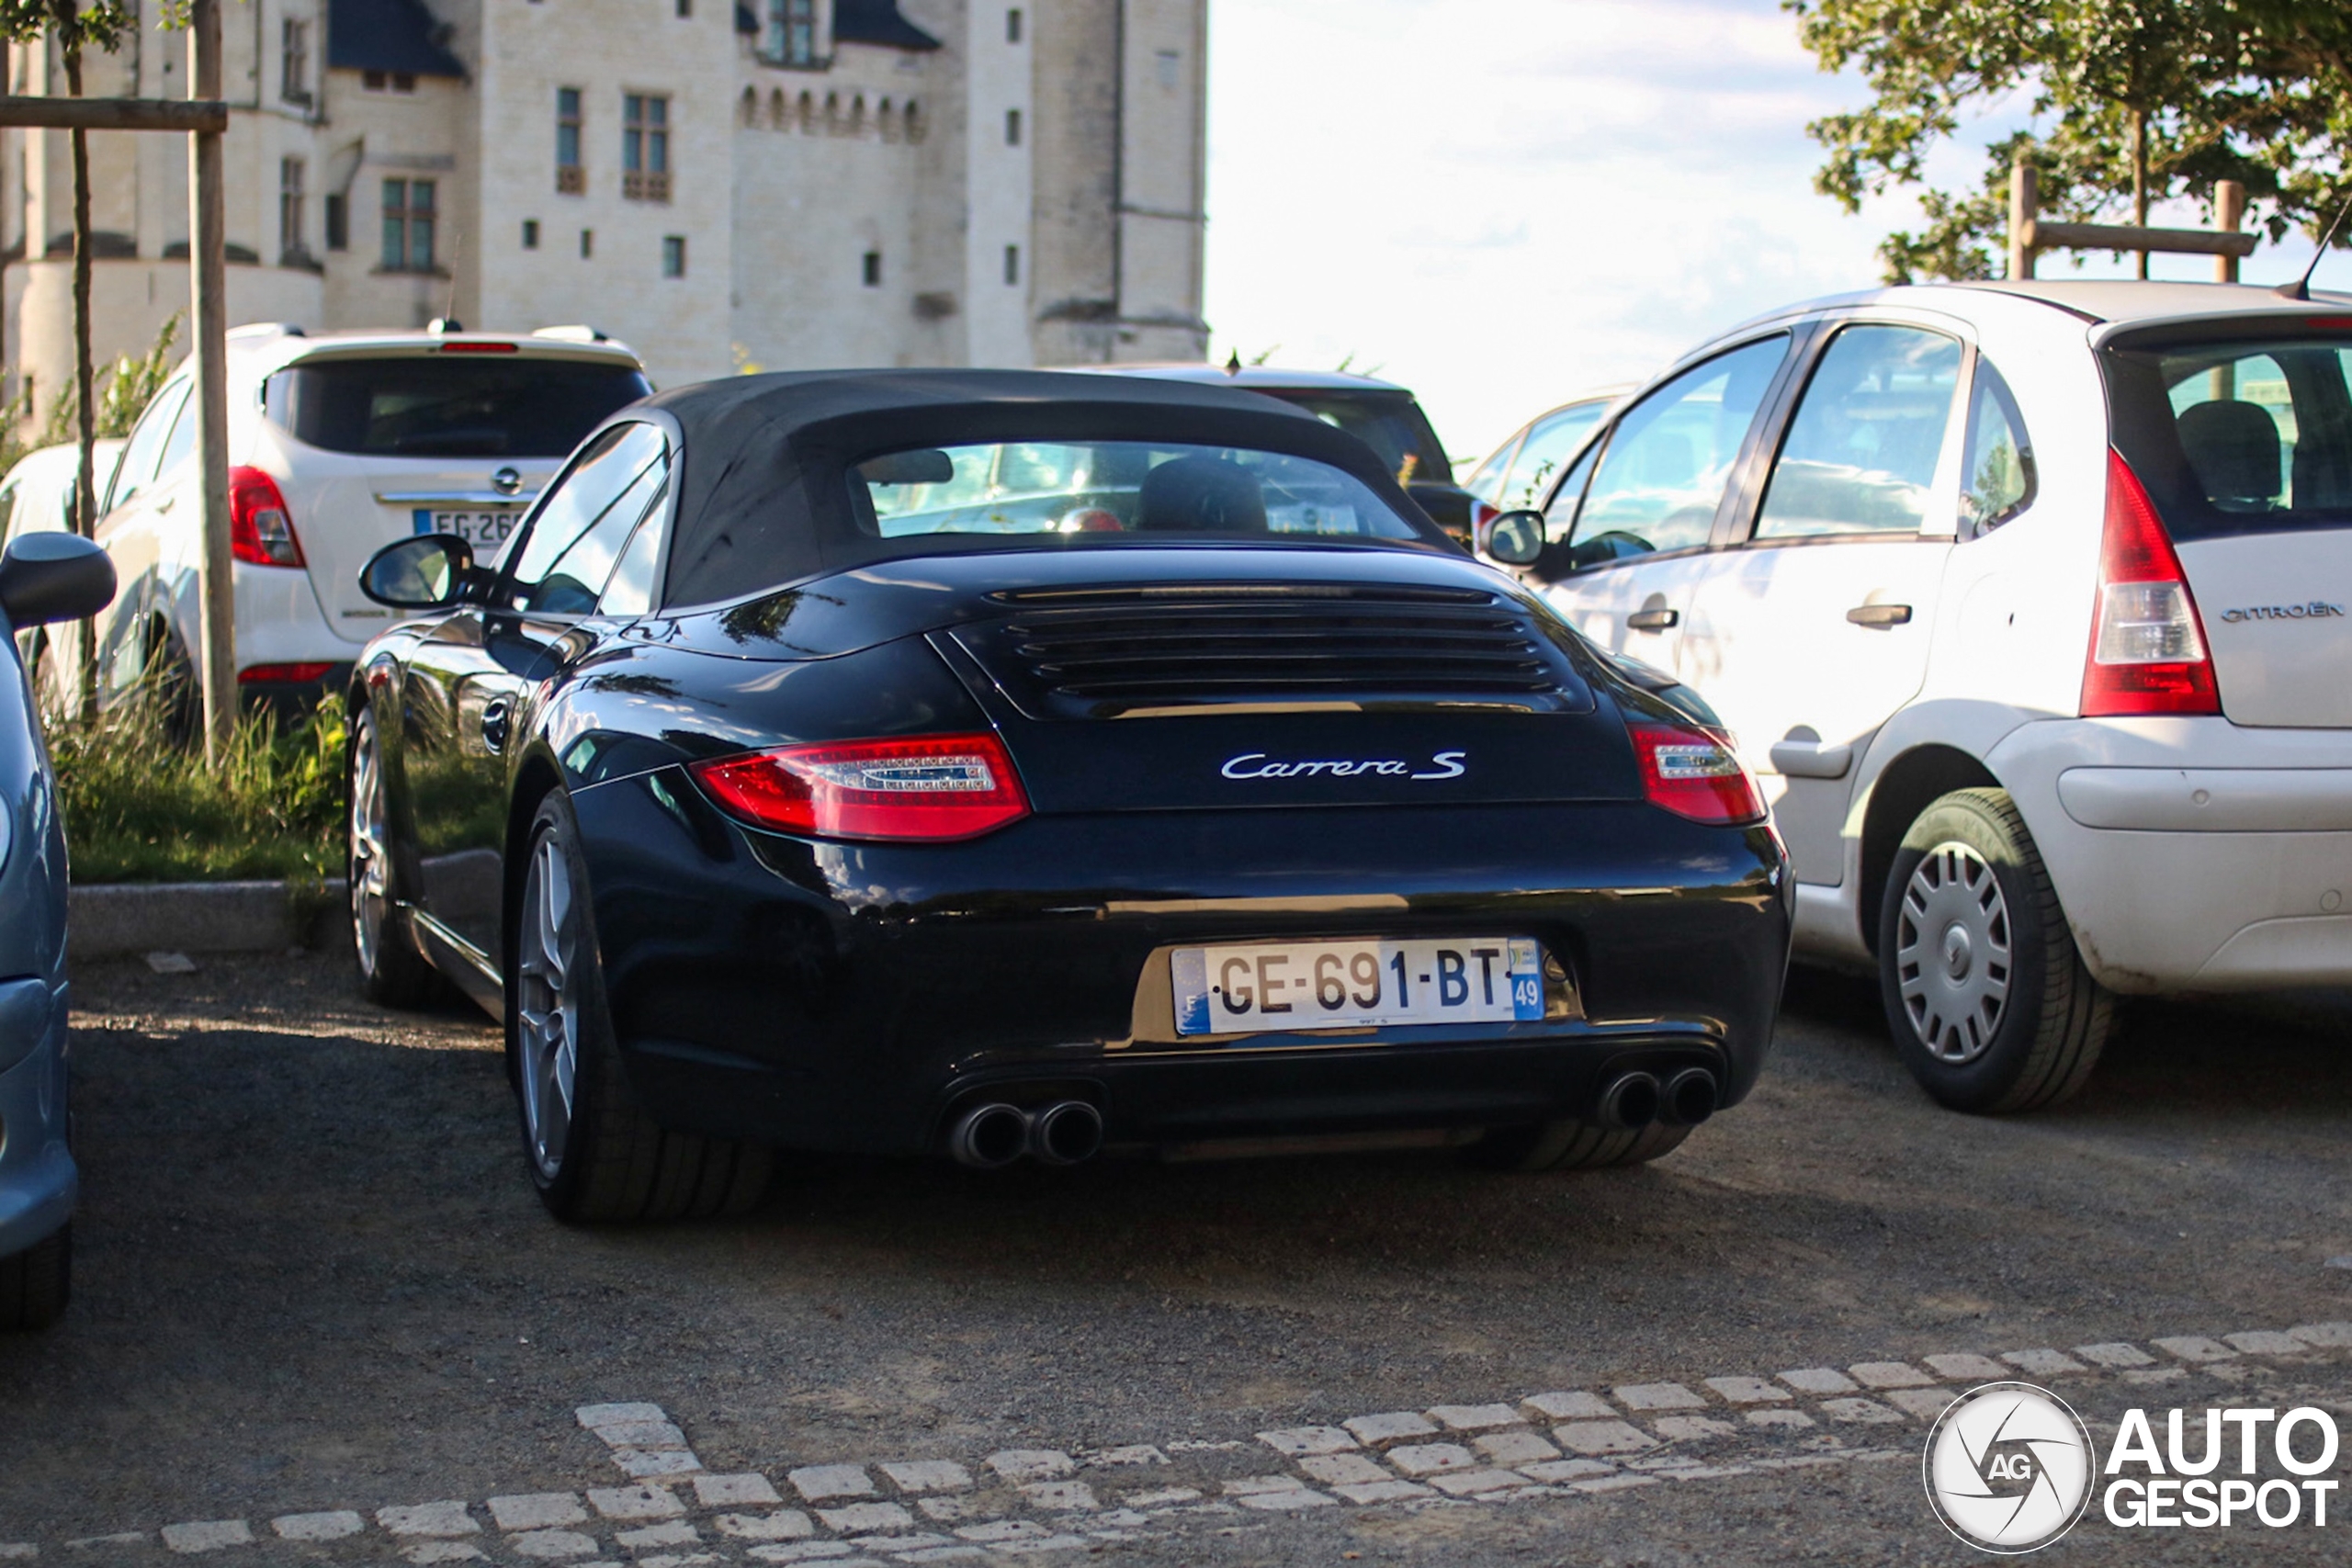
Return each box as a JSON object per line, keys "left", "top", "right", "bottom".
{"left": 1481, "top": 280, "right": 2352, "bottom": 1111}
{"left": 89, "top": 324, "right": 650, "bottom": 714}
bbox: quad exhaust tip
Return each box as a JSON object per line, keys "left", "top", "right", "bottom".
{"left": 947, "top": 1099, "right": 1103, "bottom": 1168}
{"left": 1665, "top": 1067, "right": 1718, "bottom": 1126}
{"left": 1599, "top": 1072, "right": 1661, "bottom": 1131}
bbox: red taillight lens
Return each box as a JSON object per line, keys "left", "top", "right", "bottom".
{"left": 229, "top": 466, "right": 306, "bottom": 568}
{"left": 690, "top": 732, "right": 1031, "bottom": 842}
{"left": 1628, "top": 721, "right": 1766, "bottom": 825}
{"left": 2082, "top": 449, "right": 2218, "bottom": 717}
{"left": 238, "top": 661, "right": 334, "bottom": 684}
{"left": 435, "top": 341, "right": 519, "bottom": 354}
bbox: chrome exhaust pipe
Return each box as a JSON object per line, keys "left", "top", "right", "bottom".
{"left": 948, "top": 1102, "right": 1031, "bottom": 1169}
{"left": 1598, "top": 1071, "right": 1662, "bottom": 1131}
{"left": 1663, "top": 1067, "right": 1718, "bottom": 1127}
{"left": 1031, "top": 1100, "right": 1104, "bottom": 1166}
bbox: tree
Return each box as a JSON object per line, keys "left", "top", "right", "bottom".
{"left": 1787, "top": 0, "right": 2352, "bottom": 283}
{"left": 0, "top": 0, "right": 135, "bottom": 712}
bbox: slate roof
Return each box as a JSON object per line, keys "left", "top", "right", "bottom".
{"left": 831, "top": 0, "right": 941, "bottom": 51}
{"left": 327, "top": 0, "right": 467, "bottom": 79}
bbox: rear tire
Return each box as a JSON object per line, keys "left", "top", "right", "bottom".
{"left": 347, "top": 708, "right": 445, "bottom": 1008}
{"left": 0, "top": 1224, "right": 71, "bottom": 1331}
{"left": 1466, "top": 1120, "right": 1690, "bottom": 1172}
{"left": 511, "top": 790, "right": 771, "bottom": 1223}
{"left": 1877, "top": 787, "right": 2112, "bottom": 1112}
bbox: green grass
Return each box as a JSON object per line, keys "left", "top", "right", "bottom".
{"left": 49, "top": 692, "right": 346, "bottom": 885}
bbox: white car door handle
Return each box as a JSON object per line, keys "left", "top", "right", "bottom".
{"left": 1626, "top": 607, "right": 1679, "bottom": 631}
{"left": 1846, "top": 603, "right": 1911, "bottom": 627}
{"left": 1769, "top": 739, "right": 1853, "bottom": 779}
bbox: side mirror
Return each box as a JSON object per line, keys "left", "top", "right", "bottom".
{"left": 1476, "top": 508, "right": 1546, "bottom": 567}
{"left": 0, "top": 532, "right": 116, "bottom": 627}
{"left": 360, "top": 534, "right": 479, "bottom": 609}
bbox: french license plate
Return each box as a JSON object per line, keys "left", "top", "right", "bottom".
{"left": 1171, "top": 937, "right": 1544, "bottom": 1038}
{"left": 414, "top": 508, "right": 518, "bottom": 548}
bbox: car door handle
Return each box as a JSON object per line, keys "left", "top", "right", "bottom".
{"left": 481, "top": 696, "right": 513, "bottom": 752}
{"left": 1626, "top": 608, "right": 1679, "bottom": 631}
{"left": 1769, "top": 739, "right": 1853, "bottom": 779}
{"left": 1846, "top": 603, "right": 1911, "bottom": 627}
{"left": 154, "top": 496, "right": 175, "bottom": 513}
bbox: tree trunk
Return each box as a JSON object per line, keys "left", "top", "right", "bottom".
{"left": 2132, "top": 107, "right": 2150, "bottom": 281}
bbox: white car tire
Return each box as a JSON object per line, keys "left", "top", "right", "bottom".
{"left": 1876, "top": 788, "right": 2113, "bottom": 1113}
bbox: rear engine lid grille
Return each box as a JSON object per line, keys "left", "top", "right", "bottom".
{"left": 944, "top": 583, "right": 1591, "bottom": 719}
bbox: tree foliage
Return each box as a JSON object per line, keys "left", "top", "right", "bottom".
{"left": 1788, "top": 0, "right": 2352, "bottom": 282}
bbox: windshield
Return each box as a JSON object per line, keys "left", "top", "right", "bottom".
{"left": 853, "top": 441, "right": 1430, "bottom": 546}
{"left": 1265, "top": 393, "right": 1454, "bottom": 488}
{"left": 264, "top": 355, "right": 652, "bottom": 457}
{"left": 2106, "top": 329, "right": 2352, "bottom": 540}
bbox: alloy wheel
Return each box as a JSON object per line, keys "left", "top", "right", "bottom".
{"left": 515, "top": 830, "right": 581, "bottom": 1179}
{"left": 1894, "top": 841, "right": 2012, "bottom": 1065}
{"left": 347, "top": 720, "right": 390, "bottom": 975}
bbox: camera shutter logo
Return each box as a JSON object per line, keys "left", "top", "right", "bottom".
{"left": 1923, "top": 1382, "right": 2094, "bottom": 1552}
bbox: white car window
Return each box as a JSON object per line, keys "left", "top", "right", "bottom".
{"left": 1505, "top": 403, "right": 1607, "bottom": 511}
{"left": 1962, "top": 357, "right": 2035, "bottom": 534}
{"left": 1570, "top": 336, "right": 1787, "bottom": 560}
{"left": 1754, "top": 324, "right": 1962, "bottom": 540}
{"left": 107, "top": 379, "right": 189, "bottom": 512}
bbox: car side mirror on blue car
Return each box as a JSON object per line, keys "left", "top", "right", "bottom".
{"left": 0, "top": 533, "right": 116, "bottom": 628}
{"left": 360, "top": 534, "right": 486, "bottom": 610}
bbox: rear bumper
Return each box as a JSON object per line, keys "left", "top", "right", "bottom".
{"left": 0, "top": 978, "right": 74, "bottom": 1258}
{"left": 238, "top": 660, "right": 353, "bottom": 720}
{"left": 571, "top": 771, "right": 1792, "bottom": 1156}
{"left": 1994, "top": 718, "right": 2352, "bottom": 990}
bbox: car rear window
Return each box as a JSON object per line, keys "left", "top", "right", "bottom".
{"left": 2104, "top": 324, "right": 2352, "bottom": 540}
{"left": 852, "top": 441, "right": 1430, "bottom": 546}
{"left": 1268, "top": 393, "right": 1454, "bottom": 487}
{"left": 264, "top": 355, "right": 652, "bottom": 457}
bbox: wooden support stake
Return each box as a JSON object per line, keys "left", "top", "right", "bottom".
{"left": 2008, "top": 159, "right": 2037, "bottom": 281}
{"left": 2215, "top": 180, "right": 2245, "bottom": 284}
{"left": 187, "top": 0, "right": 234, "bottom": 757}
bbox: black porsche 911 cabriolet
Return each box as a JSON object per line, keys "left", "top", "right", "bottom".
{"left": 347, "top": 369, "right": 1790, "bottom": 1222}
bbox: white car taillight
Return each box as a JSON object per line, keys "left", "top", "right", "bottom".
{"left": 2081, "top": 450, "right": 2219, "bottom": 717}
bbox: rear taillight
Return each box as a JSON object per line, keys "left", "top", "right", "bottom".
{"left": 239, "top": 661, "right": 334, "bottom": 685}
{"left": 1628, "top": 721, "right": 1766, "bottom": 826}
{"left": 229, "top": 466, "right": 305, "bottom": 568}
{"left": 2082, "top": 449, "right": 2218, "bottom": 717}
{"left": 689, "top": 732, "right": 1031, "bottom": 842}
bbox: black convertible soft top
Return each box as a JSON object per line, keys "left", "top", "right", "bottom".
{"left": 627, "top": 368, "right": 1452, "bottom": 610}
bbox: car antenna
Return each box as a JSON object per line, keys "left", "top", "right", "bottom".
{"left": 1225, "top": 349, "right": 1241, "bottom": 376}
{"left": 2275, "top": 193, "right": 2352, "bottom": 299}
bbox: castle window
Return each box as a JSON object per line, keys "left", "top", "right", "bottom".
{"left": 582, "top": 229, "right": 594, "bottom": 260}
{"left": 741, "top": 86, "right": 757, "bottom": 126}
{"left": 1004, "top": 107, "right": 1020, "bottom": 147}
{"left": 556, "top": 87, "right": 584, "bottom": 194}
{"left": 766, "top": 0, "right": 815, "bottom": 65}
{"left": 1155, "top": 49, "right": 1179, "bottom": 89}
{"left": 323, "top": 192, "right": 347, "bottom": 251}
{"left": 623, "top": 95, "right": 671, "bottom": 202}
{"left": 1007, "top": 7, "right": 1022, "bottom": 43}
{"left": 278, "top": 157, "right": 306, "bottom": 264}
{"left": 380, "top": 178, "right": 435, "bottom": 272}
{"left": 280, "top": 18, "right": 311, "bottom": 105}
{"left": 1003, "top": 244, "right": 1019, "bottom": 286}
{"left": 662, "top": 235, "right": 686, "bottom": 278}
{"left": 796, "top": 90, "right": 813, "bottom": 131}
{"left": 904, "top": 100, "right": 922, "bottom": 141}
{"left": 863, "top": 249, "right": 881, "bottom": 288}
{"left": 523, "top": 219, "right": 540, "bottom": 250}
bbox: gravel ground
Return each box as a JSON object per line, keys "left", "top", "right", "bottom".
{"left": 0, "top": 946, "right": 2346, "bottom": 1562}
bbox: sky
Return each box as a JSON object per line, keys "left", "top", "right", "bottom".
{"left": 1201, "top": 0, "right": 2352, "bottom": 463}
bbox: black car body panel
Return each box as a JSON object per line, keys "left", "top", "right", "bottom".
{"left": 351, "top": 369, "right": 1791, "bottom": 1162}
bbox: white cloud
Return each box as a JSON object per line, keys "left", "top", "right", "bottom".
{"left": 1204, "top": 0, "right": 2352, "bottom": 464}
